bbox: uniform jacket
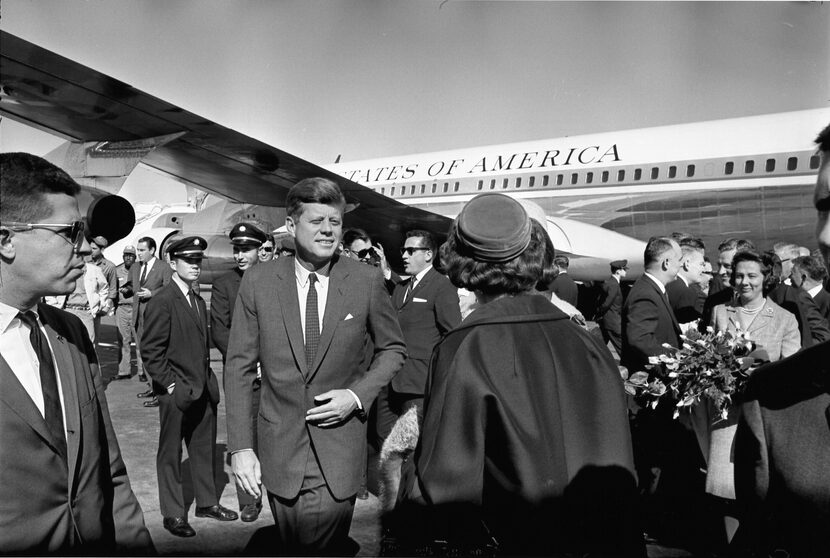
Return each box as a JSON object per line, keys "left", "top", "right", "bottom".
{"left": 141, "top": 281, "right": 220, "bottom": 408}
{"left": 0, "top": 304, "right": 152, "bottom": 554}
{"left": 130, "top": 257, "right": 172, "bottom": 329}
{"left": 595, "top": 276, "right": 623, "bottom": 333}
{"left": 210, "top": 267, "right": 243, "bottom": 361}
{"left": 390, "top": 267, "right": 461, "bottom": 395}
{"left": 551, "top": 272, "right": 579, "bottom": 307}
{"left": 400, "top": 294, "right": 641, "bottom": 556}
{"left": 621, "top": 275, "right": 681, "bottom": 372}
{"left": 736, "top": 340, "right": 830, "bottom": 557}
{"left": 224, "top": 255, "right": 406, "bottom": 500}
{"left": 666, "top": 276, "right": 705, "bottom": 325}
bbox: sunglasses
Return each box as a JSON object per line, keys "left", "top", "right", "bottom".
{"left": 5, "top": 220, "right": 86, "bottom": 252}
{"left": 260, "top": 246, "right": 274, "bottom": 252}
{"left": 356, "top": 247, "right": 378, "bottom": 259}
{"left": 400, "top": 247, "right": 430, "bottom": 256}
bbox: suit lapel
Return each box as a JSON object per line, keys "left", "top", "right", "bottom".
{"left": 172, "top": 285, "right": 205, "bottom": 339}
{"left": 396, "top": 277, "right": 414, "bottom": 310}
{"left": 308, "top": 259, "right": 349, "bottom": 381}
{"left": 0, "top": 354, "right": 60, "bottom": 452}
{"left": 274, "top": 258, "right": 307, "bottom": 378}
{"left": 42, "top": 320, "right": 80, "bottom": 483}
{"left": 646, "top": 277, "right": 680, "bottom": 332}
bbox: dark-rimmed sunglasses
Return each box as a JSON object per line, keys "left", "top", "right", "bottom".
{"left": 5, "top": 220, "right": 86, "bottom": 252}
{"left": 400, "top": 247, "right": 430, "bottom": 256}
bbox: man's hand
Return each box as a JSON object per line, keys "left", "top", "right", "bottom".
{"left": 306, "top": 389, "right": 358, "bottom": 428}
{"left": 137, "top": 287, "right": 152, "bottom": 300}
{"left": 374, "top": 243, "right": 391, "bottom": 275}
{"left": 231, "top": 450, "right": 262, "bottom": 498}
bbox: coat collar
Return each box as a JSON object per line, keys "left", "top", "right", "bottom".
{"left": 457, "top": 293, "right": 569, "bottom": 332}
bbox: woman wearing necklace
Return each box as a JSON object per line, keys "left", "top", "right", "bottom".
{"left": 703, "top": 249, "right": 800, "bottom": 550}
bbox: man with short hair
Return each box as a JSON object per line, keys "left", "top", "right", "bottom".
{"left": 773, "top": 242, "right": 801, "bottom": 285}
{"left": 111, "top": 245, "right": 141, "bottom": 380}
{"left": 142, "top": 236, "right": 237, "bottom": 537}
{"left": 275, "top": 234, "right": 296, "bottom": 258}
{"left": 342, "top": 228, "right": 399, "bottom": 294}
{"left": 791, "top": 255, "right": 830, "bottom": 324}
{"left": 768, "top": 251, "right": 830, "bottom": 348}
{"left": 377, "top": 230, "right": 461, "bottom": 441}
{"left": 735, "top": 122, "right": 830, "bottom": 558}
{"left": 226, "top": 177, "right": 406, "bottom": 554}
{"left": 666, "top": 238, "right": 707, "bottom": 327}
{"left": 259, "top": 233, "right": 276, "bottom": 262}
{"left": 89, "top": 235, "right": 118, "bottom": 317}
{"left": 211, "top": 222, "right": 267, "bottom": 522}
{"left": 0, "top": 152, "right": 152, "bottom": 553}
{"left": 551, "top": 255, "right": 579, "bottom": 306}
{"left": 595, "top": 259, "right": 627, "bottom": 355}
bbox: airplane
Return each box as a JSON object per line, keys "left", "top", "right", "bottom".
{"left": 2, "top": 31, "right": 827, "bottom": 285}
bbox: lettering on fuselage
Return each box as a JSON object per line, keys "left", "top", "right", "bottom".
{"left": 341, "top": 144, "right": 621, "bottom": 184}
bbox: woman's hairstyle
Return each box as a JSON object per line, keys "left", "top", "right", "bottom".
{"left": 731, "top": 250, "right": 777, "bottom": 295}
{"left": 440, "top": 218, "right": 547, "bottom": 296}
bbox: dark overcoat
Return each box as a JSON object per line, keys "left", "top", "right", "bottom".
{"left": 621, "top": 275, "right": 681, "bottom": 372}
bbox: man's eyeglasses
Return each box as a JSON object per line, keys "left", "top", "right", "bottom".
{"left": 400, "top": 247, "right": 430, "bottom": 256}
{"left": 260, "top": 246, "right": 274, "bottom": 252}
{"left": 4, "top": 220, "right": 86, "bottom": 252}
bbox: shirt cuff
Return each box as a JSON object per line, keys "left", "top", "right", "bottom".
{"left": 383, "top": 268, "right": 392, "bottom": 280}
{"left": 346, "top": 389, "right": 363, "bottom": 411}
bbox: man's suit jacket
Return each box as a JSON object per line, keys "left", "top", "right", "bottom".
{"left": 813, "top": 287, "right": 830, "bottom": 325}
{"left": 768, "top": 283, "right": 830, "bottom": 348}
{"left": 735, "top": 340, "right": 830, "bottom": 557}
{"left": 210, "top": 268, "right": 243, "bottom": 361}
{"left": 0, "top": 304, "right": 152, "bottom": 554}
{"left": 141, "top": 281, "right": 220, "bottom": 407}
{"left": 551, "top": 272, "right": 579, "bottom": 307}
{"left": 390, "top": 267, "right": 461, "bottom": 395}
{"left": 595, "top": 277, "right": 623, "bottom": 333}
{"left": 621, "top": 275, "right": 681, "bottom": 372}
{"left": 131, "top": 258, "right": 172, "bottom": 331}
{"left": 225, "top": 255, "right": 406, "bottom": 500}
{"left": 666, "top": 276, "right": 705, "bottom": 325}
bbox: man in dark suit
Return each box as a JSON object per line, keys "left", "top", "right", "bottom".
{"left": 226, "top": 177, "right": 406, "bottom": 554}
{"left": 0, "top": 152, "right": 152, "bottom": 553}
{"left": 376, "top": 230, "right": 461, "bottom": 441}
{"left": 768, "top": 252, "right": 830, "bottom": 348}
{"left": 791, "top": 254, "right": 830, "bottom": 326}
{"left": 666, "top": 237, "right": 707, "bottom": 327}
{"left": 133, "top": 235, "right": 172, "bottom": 406}
{"left": 595, "top": 259, "right": 628, "bottom": 356}
{"left": 210, "top": 221, "right": 267, "bottom": 522}
{"left": 342, "top": 227, "right": 400, "bottom": 295}
{"left": 551, "top": 255, "right": 579, "bottom": 306}
{"left": 735, "top": 123, "right": 830, "bottom": 557}
{"left": 142, "top": 236, "right": 237, "bottom": 537}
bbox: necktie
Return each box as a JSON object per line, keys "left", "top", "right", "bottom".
{"left": 18, "top": 312, "right": 67, "bottom": 461}
{"left": 139, "top": 263, "right": 148, "bottom": 286}
{"left": 403, "top": 278, "right": 414, "bottom": 303}
{"left": 305, "top": 273, "right": 320, "bottom": 371}
{"left": 188, "top": 288, "right": 200, "bottom": 318}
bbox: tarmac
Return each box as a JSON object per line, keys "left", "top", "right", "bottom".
{"left": 95, "top": 317, "right": 692, "bottom": 557}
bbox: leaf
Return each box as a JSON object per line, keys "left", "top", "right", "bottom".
{"left": 628, "top": 371, "right": 650, "bottom": 386}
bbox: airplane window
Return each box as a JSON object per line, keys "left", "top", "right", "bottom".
{"left": 421, "top": 184, "right": 426, "bottom": 194}
{"left": 765, "top": 159, "right": 775, "bottom": 172}
{"left": 391, "top": 186, "right": 396, "bottom": 196}
{"left": 686, "top": 165, "right": 695, "bottom": 177}
{"left": 651, "top": 167, "right": 659, "bottom": 180}
{"left": 571, "top": 173, "right": 578, "bottom": 185}
{"left": 529, "top": 176, "right": 535, "bottom": 187}
{"left": 454, "top": 182, "right": 459, "bottom": 192}
{"left": 617, "top": 170, "right": 625, "bottom": 182}
{"left": 432, "top": 184, "right": 437, "bottom": 193}
{"left": 381, "top": 187, "right": 385, "bottom": 195}
{"left": 601, "top": 171, "right": 609, "bottom": 183}
{"left": 745, "top": 160, "right": 754, "bottom": 173}
{"left": 556, "top": 175, "right": 563, "bottom": 186}
{"left": 490, "top": 179, "right": 496, "bottom": 190}
{"left": 725, "top": 162, "right": 734, "bottom": 175}
{"left": 668, "top": 166, "right": 677, "bottom": 179}
{"left": 633, "top": 169, "right": 641, "bottom": 181}
{"left": 411, "top": 185, "right": 416, "bottom": 195}
{"left": 477, "top": 180, "right": 483, "bottom": 190}
{"left": 787, "top": 157, "right": 797, "bottom": 171}
{"left": 586, "top": 172, "right": 593, "bottom": 184}
{"left": 443, "top": 183, "right": 449, "bottom": 193}
{"left": 502, "top": 178, "right": 509, "bottom": 189}
{"left": 810, "top": 155, "right": 820, "bottom": 169}
{"left": 515, "top": 178, "right": 521, "bottom": 188}
{"left": 544, "top": 175, "right": 550, "bottom": 187}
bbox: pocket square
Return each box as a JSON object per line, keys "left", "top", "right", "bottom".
{"left": 413, "top": 297, "right": 428, "bottom": 303}
{"left": 344, "top": 313, "right": 354, "bottom": 321}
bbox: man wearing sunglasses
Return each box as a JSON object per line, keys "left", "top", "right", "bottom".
{"left": 259, "top": 233, "right": 276, "bottom": 263}
{"left": 0, "top": 153, "right": 152, "bottom": 553}
{"left": 342, "top": 228, "right": 399, "bottom": 295}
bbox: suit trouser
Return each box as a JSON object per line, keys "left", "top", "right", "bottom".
{"left": 600, "top": 323, "right": 623, "bottom": 356}
{"left": 235, "top": 379, "right": 262, "bottom": 508}
{"left": 267, "top": 441, "right": 356, "bottom": 555}
{"left": 116, "top": 305, "right": 142, "bottom": 376}
{"left": 157, "top": 390, "right": 218, "bottom": 517}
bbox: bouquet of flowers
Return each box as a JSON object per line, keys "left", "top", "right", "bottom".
{"left": 624, "top": 326, "right": 760, "bottom": 421}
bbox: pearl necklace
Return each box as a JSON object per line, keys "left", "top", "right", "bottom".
{"left": 739, "top": 301, "right": 765, "bottom": 314}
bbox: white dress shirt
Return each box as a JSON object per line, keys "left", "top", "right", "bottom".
{"left": 0, "top": 301, "right": 68, "bottom": 433}
{"left": 808, "top": 284, "right": 824, "bottom": 298}
{"left": 644, "top": 272, "right": 668, "bottom": 295}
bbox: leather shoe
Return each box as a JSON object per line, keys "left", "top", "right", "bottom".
{"left": 137, "top": 389, "right": 154, "bottom": 398}
{"left": 195, "top": 504, "right": 238, "bottom": 521}
{"left": 240, "top": 501, "right": 262, "bottom": 522}
{"left": 163, "top": 516, "right": 195, "bottom": 537}
{"left": 138, "top": 373, "right": 147, "bottom": 382}
{"left": 143, "top": 397, "right": 159, "bottom": 407}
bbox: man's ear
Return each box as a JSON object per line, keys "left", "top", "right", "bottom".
{"left": 424, "top": 249, "right": 434, "bottom": 263}
{"left": 0, "top": 227, "right": 16, "bottom": 260}
{"left": 286, "top": 216, "right": 296, "bottom": 236}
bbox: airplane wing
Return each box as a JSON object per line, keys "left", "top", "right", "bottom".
{"left": 0, "top": 31, "right": 451, "bottom": 266}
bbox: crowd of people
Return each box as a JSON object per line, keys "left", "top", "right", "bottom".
{"left": 0, "top": 121, "right": 829, "bottom": 557}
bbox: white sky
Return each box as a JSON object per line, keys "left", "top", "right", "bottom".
{"left": 1, "top": 1, "right": 828, "bottom": 193}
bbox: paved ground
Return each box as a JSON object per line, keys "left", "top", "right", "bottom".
{"left": 96, "top": 318, "right": 692, "bottom": 557}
